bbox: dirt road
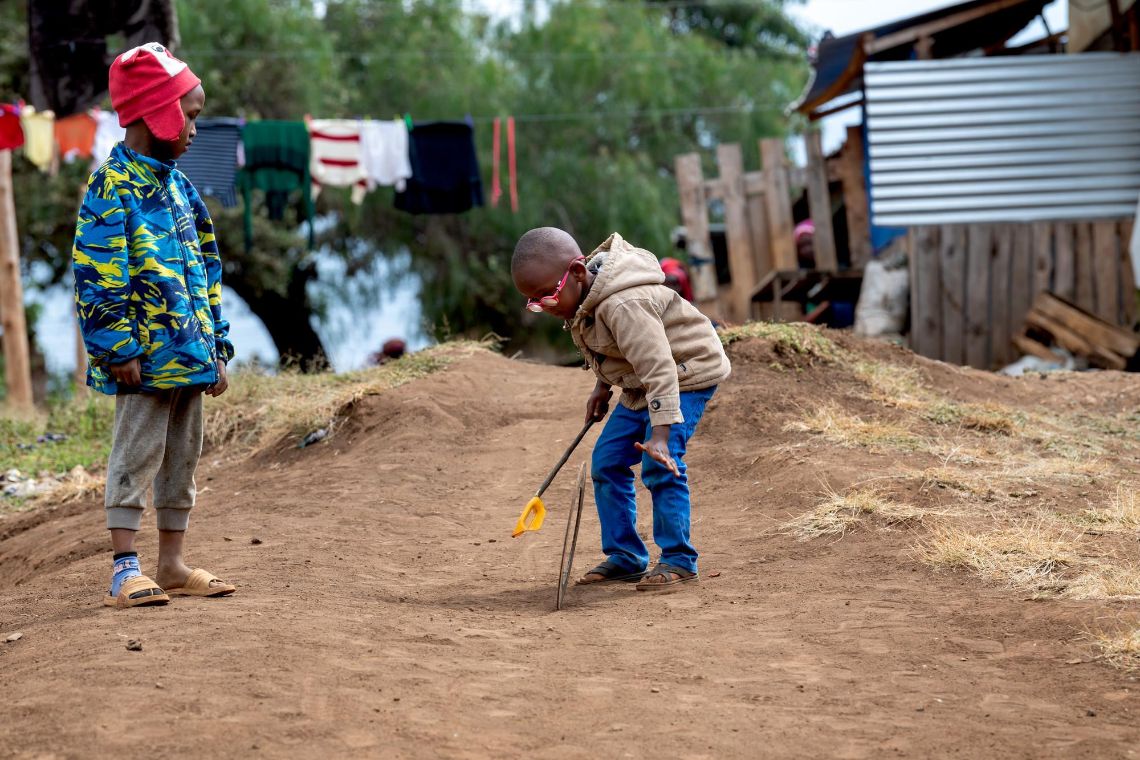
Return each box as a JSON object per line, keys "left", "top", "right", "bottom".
{"left": 2, "top": 338, "right": 1138, "bottom": 758}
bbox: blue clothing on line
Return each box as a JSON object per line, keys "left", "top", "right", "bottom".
{"left": 590, "top": 385, "right": 717, "bottom": 575}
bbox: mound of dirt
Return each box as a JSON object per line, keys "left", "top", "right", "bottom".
{"left": 2, "top": 329, "right": 1139, "bottom": 759}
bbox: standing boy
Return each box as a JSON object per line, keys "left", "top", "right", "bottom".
{"left": 511, "top": 228, "right": 730, "bottom": 591}
{"left": 74, "top": 43, "right": 235, "bottom": 608}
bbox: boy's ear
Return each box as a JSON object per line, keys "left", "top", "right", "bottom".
{"left": 570, "top": 259, "right": 589, "bottom": 284}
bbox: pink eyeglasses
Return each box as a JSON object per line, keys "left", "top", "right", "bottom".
{"left": 525, "top": 256, "right": 585, "bottom": 313}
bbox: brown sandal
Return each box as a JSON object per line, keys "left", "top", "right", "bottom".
{"left": 103, "top": 575, "right": 170, "bottom": 608}
{"left": 165, "top": 568, "right": 235, "bottom": 597}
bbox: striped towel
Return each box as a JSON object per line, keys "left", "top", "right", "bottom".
{"left": 308, "top": 119, "right": 368, "bottom": 204}
{"left": 178, "top": 118, "right": 242, "bottom": 208}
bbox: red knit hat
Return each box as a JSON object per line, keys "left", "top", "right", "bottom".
{"left": 109, "top": 43, "right": 200, "bottom": 142}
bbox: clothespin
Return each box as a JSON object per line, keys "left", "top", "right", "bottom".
{"left": 403, "top": 113, "right": 413, "bottom": 130}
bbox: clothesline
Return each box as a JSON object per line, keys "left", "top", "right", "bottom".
{"left": 182, "top": 47, "right": 797, "bottom": 61}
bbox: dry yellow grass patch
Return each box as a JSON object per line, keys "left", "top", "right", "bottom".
{"left": 1068, "top": 484, "right": 1140, "bottom": 533}
{"left": 1091, "top": 625, "right": 1140, "bottom": 671}
{"left": 719, "top": 322, "right": 841, "bottom": 362}
{"left": 852, "top": 360, "right": 926, "bottom": 407}
{"left": 204, "top": 342, "right": 485, "bottom": 454}
{"left": 784, "top": 404, "right": 928, "bottom": 452}
{"left": 916, "top": 518, "right": 1082, "bottom": 592}
{"left": 1065, "top": 564, "right": 1140, "bottom": 600}
{"left": 782, "top": 487, "right": 930, "bottom": 541}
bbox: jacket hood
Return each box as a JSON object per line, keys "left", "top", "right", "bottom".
{"left": 575, "top": 233, "right": 665, "bottom": 318}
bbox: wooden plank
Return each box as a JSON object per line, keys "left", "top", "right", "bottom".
{"left": 865, "top": 0, "right": 1030, "bottom": 54}
{"left": 1052, "top": 222, "right": 1075, "bottom": 301}
{"left": 1009, "top": 224, "right": 1034, "bottom": 338}
{"left": 1031, "top": 222, "right": 1054, "bottom": 301}
{"left": 702, "top": 179, "right": 726, "bottom": 202}
{"left": 745, "top": 188, "right": 772, "bottom": 291}
{"left": 0, "top": 150, "right": 33, "bottom": 411}
{"left": 940, "top": 225, "right": 967, "bottom": 365}
{"left": 840, "top": 125, "right": 872, "bottom": 268}
{"left": 1122, "top": 218, "right": 1136, "bottom": 326}
{"left": 674, "top": 153, "right": 720, "bottom": 306}
{"left": 1075, "top": 222, "right": 1096, "bottom": 314}
{"left": 803, "top": 131, "right": 837, "bottom": 273}
{"left": 1032, "top": 291, "right": 1140, "bottom": 357}
{"left": 990, "top": 226, "right": 1013, "bottom": 367}
{"left": 908, "top": 226, "right": 942, "bottom": 360}
{"left": 1025, "top": 309, "right": 1126, "bottom": 370}
{"left": 1013, "top": 333, "right": 1057, "bottom": 362}
{"left": 964, "top": 225, "right": 993, "bottom": 369}
{"left": 760, "top": 138, "right": 797, "bottom": 271}
{"left": 716, "top": 143, "right": 757, "bottom": 324}
{"left": 743, "top": 171, "right": 764, "bottom": 196}
{"left": 1093, "top": 220, "right": 1120, "bottom": 324}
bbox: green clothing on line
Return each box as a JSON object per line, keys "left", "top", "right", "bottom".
{"left": 238, "top": 120, "right": 313, "bottom": 250}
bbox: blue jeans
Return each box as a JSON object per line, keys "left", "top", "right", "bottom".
{"left": 590, "top": 386, "right": 717, "bottom": 575}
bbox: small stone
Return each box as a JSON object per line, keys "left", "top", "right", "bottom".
{"left": 650, "top": 687, "right": 661, "bottom": 693}
{"left": 223, "top": 536, "right": 233, "bottom": 542}
{"left": 708, "top": 571, "right": 722, "bottom": 578}
{"left": 155, "top": 683, "right": 164, "bottom": 689}
{"left": 1086, "top": 709, "right": 1097, "bottom": 717}
{"left": 488, "top": 539, "right": 497, "bottom": 543}
{"left": 393, "top": 697, "right": 400, "bottom": 702}
{"left": 126, "top": 639, "right": 143, "bottom": 651}
{"left": 916, "top": 706, "right": 925, "bottom": 712}
{"left": 250, "top": 537, "right": 263, "bottom": 545}
{"left": 5, "top": 632, "right": 23, "bottom": 643}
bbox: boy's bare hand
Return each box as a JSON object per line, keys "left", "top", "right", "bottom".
{"left": 206, "top": 360, "right": 229, "bottom": 397}
{"left": 585, "top": 382, "right": 613, "bottom": 423}
{"left": 635, "top": 425, "right": 680, "bottom": 477}
{"left": 109, "top": 358, "right": 141, "bottom": 387}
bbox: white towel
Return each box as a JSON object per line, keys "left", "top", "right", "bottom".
{"left": 90, "top": 110, "right": 126, "bottom": 170}
{"left": 309, "top": 118, "right": 368, "bottom": 204}
{"left": 360, "top": 119, "right": 412, "bottom": 193}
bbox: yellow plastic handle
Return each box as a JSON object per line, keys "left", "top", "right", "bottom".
{"left": 512, "top": 496, "right": 546, "bottom": 538}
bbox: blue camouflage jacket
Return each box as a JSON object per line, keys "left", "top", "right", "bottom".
{"left": 73, "top": 143, "right": 234, "bottom": 395}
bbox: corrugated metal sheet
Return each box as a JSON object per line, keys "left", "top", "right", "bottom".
{"left": 865, "top": 54, "right": 1140, "bottom": 226}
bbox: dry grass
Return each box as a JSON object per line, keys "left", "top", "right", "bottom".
{"left": 782, "top": 486, "right": 931, "bottom": 541}
{"left": 204, "top": 341, "right": 485, "bottom": 454}
{"left": 1065, "top": 564, "right": 1140, "bottom": 600}
{"left": 852, "top": 360, "right": 926, "bottom": 407}
{"left": 921, "top": 401, "right": 1024, "bottom": 435}
{"left": 719, "top": 322, "right": 841, "bottom": 362}
{"left": 785, "top": 403, "right": 928, "bottom": 452}
{"left": 1067, "top": 484, "right": 1140, "bottom": 534}
{"left": 1091, "top": 625, "right": 1140, "bottom": 671}
{"left": 916, "top": 518, "right": 1082, "bottom": 592}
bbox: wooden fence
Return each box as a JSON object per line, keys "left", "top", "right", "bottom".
{"left": 907, "top": 220, "right": 1137, "bottom": 369}
{"left": 674, "top": 128, "right": 869, "bottom": 323}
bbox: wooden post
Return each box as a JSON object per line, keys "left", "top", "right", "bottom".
{"left": 804, "top": 131, "right": 838, "bottom": 273}
{"left": 990, "top": 226, "right": 1013, "bottom": 366}
{"left": 674, "top": 153, "right": 720, "bottom": 309}
{"left": 1075, "top": 222, "right": 1096, "bottom": 314}
{"left": 745, "top": 191, "right": 771, "bottom": 306}
{"left": 1053, "top": 222, "right": 1074, "bottom": 300}
{"left": 940, "top": 225, "right": 967, "bottom": 365}
{"left": 0, "top": 150, "right": 33, "bottom": 411}
{"left": 716, "top": 144, "right": 756, "bottom": 324}
{"left": 839, "top": 125, "right": 872, "bottom": 269}
{"left": 759, "top": 138, "right": 797, "bottom": 271}
{"left": 908, "top": 226, "right": 942, "bottom": 360}
{"left": 965, "top": 225, "right": 992, "bottom": 369}
{"left": 1093, "top": 220, "right": 1120, "bottom": 324}
{"left": 1010, "top": 225, "right": 1034, "bottom": 336}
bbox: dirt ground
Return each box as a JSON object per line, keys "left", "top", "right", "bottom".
{"left": 2, "top": 334, "right": 1139, "bottom": 759}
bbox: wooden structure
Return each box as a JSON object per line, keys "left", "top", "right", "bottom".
{"left": 1017, "top": 291, "right": 1140, "bottom": 370}
{"left": 0, "top": 149, "right": 33, "bottom": 411}
{"left": 674, "top": 131, "right": 869, "bottom": 324}
{"left": 907, "top": 220, "right": 1136, "bottom": 370}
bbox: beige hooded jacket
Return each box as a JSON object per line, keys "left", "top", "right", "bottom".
{"left": 568, "top": 233, "right": 731, "bottom": 427}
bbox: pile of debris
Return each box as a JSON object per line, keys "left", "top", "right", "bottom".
{"left": 1015, "top": 293, "right": 1140, "bottom": 371}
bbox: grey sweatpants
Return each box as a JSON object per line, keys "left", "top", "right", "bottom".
{"left": 104, "top": 388, "right": 204, "bottom": 532}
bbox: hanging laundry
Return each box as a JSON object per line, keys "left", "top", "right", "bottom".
{"left": 28, "top": 0, "right": 178, "bottom": 118}
{"left": 90, "top": 109, "right": 126, "bottom": 168}
{"left": 177, "top": 117, "right": 243, "bottom": 208}
{"left": 0, "top": 104, "right": 24, "bottom": 151}
{"left": 395, "top": 121, "right": 484, "bottom": 216}
{"left": 308, "top": 119, "right": 368, "bottom": 204}
{"left": 19, "top": 106, "right": 56, "bottom": 172}
{"left": 360, "top": 119, "right": 413, "bottom": 193}
{"left": 507, "top": 116, "right": 518, "bottom": 213}
{"left": 54, "top": 111, "right": 97, "bottom": 162}
{"left": 238, "top": 120, "right": 313, "bottom": 249}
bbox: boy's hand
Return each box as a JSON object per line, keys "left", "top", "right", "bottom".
{"left": 109, "top": 358, "right": 142, "bottom": 387}
{"left": 206, "top": 360, "right": 229, "bottom": 397}
{"left": 585, "top": 382, "right": 613, "bottom": 423}
{"left": 635, "top": 425, "right": 680, "bottom": 477}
